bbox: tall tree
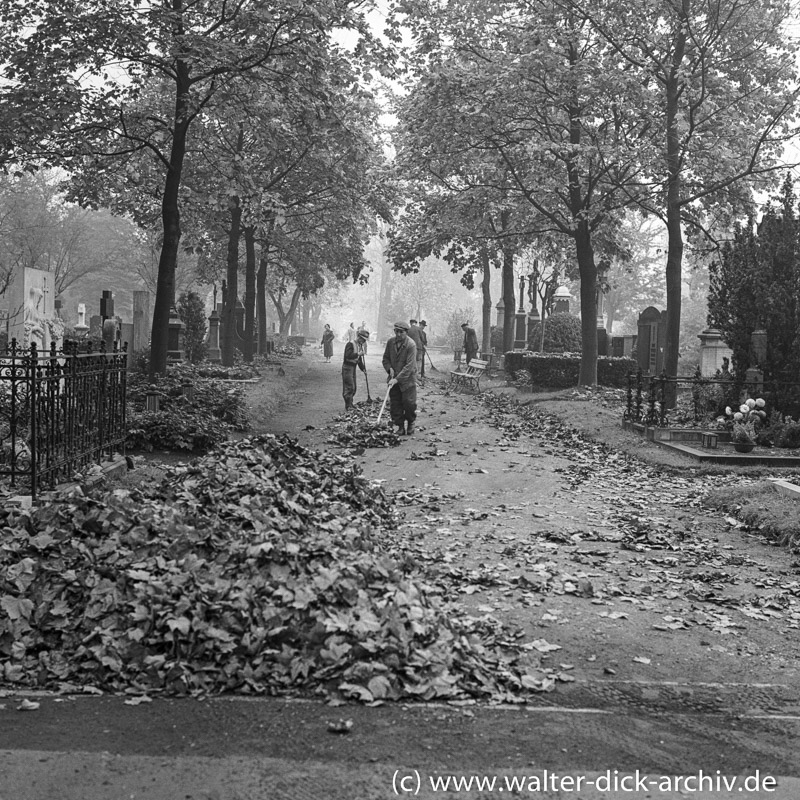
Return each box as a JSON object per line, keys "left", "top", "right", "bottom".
{"left": 571, "top": 0, "right": 799, "bottom": 394}
{"left": 0, "top": 0, "right": 390, "bottom": 375}
{"left": 391, "top": 0, "right": 648, "bottom": 383}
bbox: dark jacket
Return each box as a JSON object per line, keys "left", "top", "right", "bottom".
{"left": 382, "top": 335, "right": 417, "bottom": 390}
{"left": 463, "top": 326, "right": 479, "bottom": 356}
{"left": 408, "top": 324, "right": 423, "bottom": 352}
{"left": 342, "top": 341, "right": 366, "bottom": 371}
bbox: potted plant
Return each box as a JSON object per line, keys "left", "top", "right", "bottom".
{"left": 725, "top": 398, "right": 766, "bottom": 453}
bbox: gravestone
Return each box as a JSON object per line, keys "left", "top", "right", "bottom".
{"left": 7, "top": 267, "right": 63, "bottom": 351}
{"left": 75, "top": 303, "right": 89, "bottom": 335}
{"left": 637, "top": 306, "right": 667, "bottom": 375}
{"left": 611, "top": 334, "right": 637, "bottom": 358}
{"left": 132, "top": 291, "right": 151, "bottom": 353}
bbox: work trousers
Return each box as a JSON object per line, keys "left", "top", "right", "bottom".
{"left": 342, "top": 365, "right": 358, "bottom": 409}
{"left": 389, "top": 382, "right": 417, "bottom": 427}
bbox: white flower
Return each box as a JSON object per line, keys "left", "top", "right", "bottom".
{"left": 734, "top": 412, "right": 743, "bottom": 421}
{"left": 755, "top": 398, "right": 766, "bottom": 408}
{"left": 725, "top": 406, "right": 732, "bottom": 415}
{"left": 746, "top": 398, "right": 756, "bottom": 409}
{"left": 739, "top": 404, "right": 750, "bottom": 414}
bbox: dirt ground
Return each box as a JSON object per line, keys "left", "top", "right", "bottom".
{"left": 248, "top": 349, "right": 800, "bottom": 694}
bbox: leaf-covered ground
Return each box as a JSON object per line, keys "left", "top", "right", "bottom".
{"left": 0, "top": 435, "right": 563, "bottom": 701}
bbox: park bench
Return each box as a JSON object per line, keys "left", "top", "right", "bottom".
{"left": 449, "top": 358, "right": 489, "bottom": 392}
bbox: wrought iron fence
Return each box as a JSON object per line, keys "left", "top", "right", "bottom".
{"left": 624, "top": 369, "right": 800, "bottom": 428}
{"left": 0, "top": 338, "right": 127, "bottom": 499}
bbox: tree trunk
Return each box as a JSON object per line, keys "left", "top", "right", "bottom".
{"left": 221, "top": 195, "right": 242, "bottom": 366}
{"left": 149, "top": 59, "right": 191, "bottom": 378}
{"left": 502, "top": 246, "right": 515, "bottom": 352}
{"left": 243, "top": 226, "right": 256, "bottom": 362}
{"left": 480, "top": 245, "right": 492, "bottom": 354}
{"left": 300, "top": 297, "right": 310, "bottom": 337}
{"left": 257, "top": 252, "right": 268, "bottom": 354}
{"left": 575, "top": 222, "right": 598, "bottom": 386}
{"left": 377, "top": 252, "right": 393, "bottom": 342}
{"left": 662, "top": 12, "right": 688, "bottom": 406}
{"left": 278, "top": 286, "right": 303, "bottom": 334}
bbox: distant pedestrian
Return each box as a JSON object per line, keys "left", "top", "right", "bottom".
{"left": 321, "top": 324, "right": 335, "bottom": 362}
{"left": 342, "top": 328, "right": 369, "bottom": 411}
{"left": 346, "top": 322, "right": 357, "bottom": 344}
{"left": 382, "top": 321, "right": 418, "bottom": 435}
{"left": 461, "top": 322, "right": 479, "bottom": 365}
{"left": 408, "top": 319, "right": 423, "bottom": 353}
{"left": 357, "top": 320, "right": 369, "bottom": 354}
{"left": 418, "top": 320, "right": 428, "bottom": 378}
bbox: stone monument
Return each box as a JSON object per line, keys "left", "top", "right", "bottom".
{"left": 7, "top": 267, "right": 63, "bottom": 351}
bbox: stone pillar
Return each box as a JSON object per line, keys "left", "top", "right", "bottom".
{"left": 120, "top": 322, "right": 134, "bottom": 368}
{"left": 553, "top": 286, "right": 571, "bottom": 314}
{"left": 206, "top": 306, "right": 222, "bottom": 362}
{"left": 167, "top": 304, "right": 185, "bottom": 362}
{"left": 514, "top": 276, "right": 527, "bottom": 349}
{"left": 697, "top": 328, "right": 733, "bottom": 377}
{"left": 750, "top": 329, "right": 767, "bottom": 368}
{"left": 495, "top": 297, "right": 505, "bottom": 330}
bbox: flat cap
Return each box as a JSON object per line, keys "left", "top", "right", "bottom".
{"left": 393, "top": 321, "right": 410, "bottom": 331}
{"left": 357, "top": 328, "right": 370, "bottom": 339}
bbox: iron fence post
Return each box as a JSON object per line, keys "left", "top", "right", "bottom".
{"left": 29, "top": 342, "right": 37, "bottom": 500}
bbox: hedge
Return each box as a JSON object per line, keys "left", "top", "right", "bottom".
{"left": 504, "top": 351, "right": 637, "bottom": 389}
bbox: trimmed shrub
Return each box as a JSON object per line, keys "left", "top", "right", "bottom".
{"left": 504, "top": 352, "right": 636, "bottom": 389}
{"left": 527, "top": 313, "right": 582, "bottom": 353}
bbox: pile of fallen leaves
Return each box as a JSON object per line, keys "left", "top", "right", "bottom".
{"left": 0, "top": 435, "right": 542, "bottom": 701}
{"left": 327, "top": 400, "right": 403, "bottom": 450}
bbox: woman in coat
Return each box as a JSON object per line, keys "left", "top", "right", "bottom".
{"left": 321, "top": 324, "right": 335, "bottom": 362}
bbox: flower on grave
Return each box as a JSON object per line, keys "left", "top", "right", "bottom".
{"left": 725, "top": 397, "right": 767, "bottom": 444}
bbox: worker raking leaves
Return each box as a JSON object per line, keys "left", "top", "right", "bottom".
{"left": 382, "top": 321, "right": 418, "bottom": 435}
{"left": 341, "top": 327, "right": 370, "bottom": 412}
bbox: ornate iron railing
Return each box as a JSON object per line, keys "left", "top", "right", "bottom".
{"left": 624, "top": 369, "right": 800, "bottom": 427}
{"left": 0, "top": 339, "right": 127, "bottom": 499}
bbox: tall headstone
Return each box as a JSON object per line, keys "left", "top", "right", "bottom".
{"left": 100, "top": 290, "right": 114, "bottom": 322}
{"left": 637, "top": 306, "right": 667, "bottom": 375}
{"left": 132, "top": 291, "right": 151, "bottom": 353}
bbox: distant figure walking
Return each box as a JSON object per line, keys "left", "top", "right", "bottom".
{"left": 357, "top": 320, "right": 369, "bottom": 354}
{"left": 418, "top": 320, "right": 428, "bottom": 378}
{"left": 346, "top": 322, "right": 357, "bottom": 343}
{"left": 461, "top": 322, "right": 479, "bottom": 365}
{"left": 408, "top": 320, "right": 424, "bottom": 378}
{"left": 321, "top": 324, "right": 335, "bottom": 362}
